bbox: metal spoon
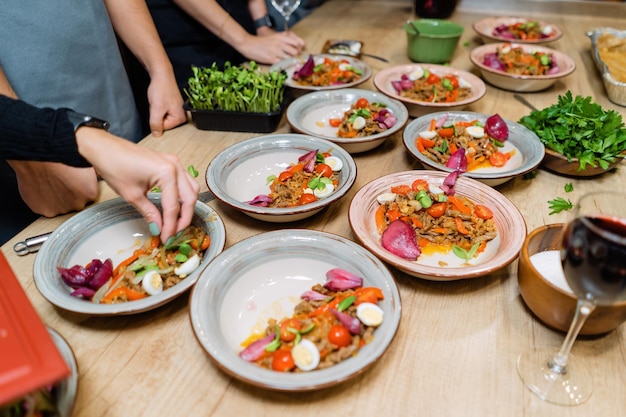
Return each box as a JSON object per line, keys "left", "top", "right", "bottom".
{"left": 513, "top": 94, "right": 538, "bottom": 112}
{"left": 406, "top": 19, "right": 421, "bottom": 36}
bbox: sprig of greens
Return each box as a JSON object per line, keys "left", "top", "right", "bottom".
{"left": 452, "top": 242, "right": 480, "bottom": 261}
{"left": 518, "top": 91, "right": 626, "bottom": 171}
{"left": 548, "top": 197, "right": 573, "bottom": 215}
{"left": 184, "top": 62, "right": 286, "bottom": 113}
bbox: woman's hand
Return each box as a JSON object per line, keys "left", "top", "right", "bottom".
{"left": 239, "top": 29, "right": 306, "bottom": 64}
{"left": 75, "top": 127, "right": 200, "bottom": 243}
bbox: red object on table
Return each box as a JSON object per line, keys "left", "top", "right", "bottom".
{"left": 0, "top": 250, "right": 69, "bottom": 406}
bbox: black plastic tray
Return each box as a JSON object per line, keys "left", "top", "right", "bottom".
{"left": 184, "top": 101, "right": 285, "bottom": 133}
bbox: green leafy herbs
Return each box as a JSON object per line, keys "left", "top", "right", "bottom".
{"left": 452, "top": 242, "right": 480, "bottom": 261}
{"left": 548, "top": 197, "right": 573, "bottom": 215}
{"left": 564, "top": 183, "right": 574, "bottom": 193}
{"left": 518, "top": 91, "right": 626, "bottom": 171}
{"left": 184, "top": 61, "right": 287, "bottom": 113}
{"left": 187, "top": 165, "right": 199, "bottom": 178}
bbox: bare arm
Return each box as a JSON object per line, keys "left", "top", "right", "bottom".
{"left": 171, "top": 0, "right": 306, "bottom": 63}
{"left": 104, "top": 0, "right": 186, "bottom": 136}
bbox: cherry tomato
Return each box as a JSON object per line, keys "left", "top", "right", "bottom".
{"left": 314, "top": 163, "right": 333, "bottom": 177}
{"left": 426, "top": 73, "right": 441, "bottom": 84}
{"left": 355, "top": 98, "right": 369, "bottom": 108}
{"left": 411, "top": 179, "right": 429, "bottom": 192}
{"left": 278, "top": 171, "right": 294, "bottom": 182}
{"left": 328, "top": 324, "right": 351, "bottom": 348}
{"left": 443, "top": 75, "right": 459, "bottom": 89}
{"left": 272, "top": 349, "right": 295, "bottom": 372}
{"left": 298, "top": 193, "right": 317, "bottom": 205}
{"left": 474, "top": 204, "right": 494, "bottom": 220}
{"left": 279, "top": 318, "right": 302, "bottom": 342}
{"left": 426, "top": 202, "right": 447, "bottom": 218}
{"left": 329, "top": 118, "right": 342, "bottom": 127}
{"left": 489, "top": 151, "right": 510, "bottom": 167}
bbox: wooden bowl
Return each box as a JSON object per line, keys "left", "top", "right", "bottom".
{"left": 517, "top": 223, "right": 626, "bottom": 335}
{"left": 541, "top": 148, "right": 624, "bottom": 177}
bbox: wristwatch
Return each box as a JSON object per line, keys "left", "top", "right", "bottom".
{"left": 65, "top": 110, "right": 110, "bottom": 132}
{"left": 254, "top": 14, "right": 273, "bottom": 30}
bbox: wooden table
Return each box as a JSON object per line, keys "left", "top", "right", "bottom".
{"left": 3, "top": 1, "right": 626, "bottom": 416}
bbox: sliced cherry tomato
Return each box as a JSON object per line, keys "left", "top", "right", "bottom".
{"left": 443, "top": 75, "right": 459, "bottom": 89}
{"left": 279, "top": 318, "right": 302, "bottom": 342}
{"left": 411, "top": 179, "right": 429, "bottom": 192}
{"left": 426, "top": 202, "right": 447, "bottom": 218}
{"left": 426, "top": 73, "right": 441, "bottom": 84}
{"left": 272, "top": 349, "right": 295, "bottom": 372}
{"left": 489, "top": 151, "right": 510, "bottom": 167}
{"left": 328, "top": 324, "right": 351, "bottom": 348}
{"left": 278, "top": 171, "right": 294, "bottom": 182}
{"left": 355, "top": 98, "right": 369, "bottom": 108}
{"left": 474, "top": 204, "right": 494, "bottom": 220}
{"left": 329, "top": 118, "right": 342, "bottom": 127}
{"left": 298, "top": 193, "right": 317, "bottom": 205}
{"left": 314, "top": 163, "right": 333, "bottom": 177}
{"left": 390, "top": 184, "right": 411, "bottom": 195}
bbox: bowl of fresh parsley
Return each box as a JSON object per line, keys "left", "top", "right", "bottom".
{"left": 518, "top": 91, "right": 626, "bottom": 177}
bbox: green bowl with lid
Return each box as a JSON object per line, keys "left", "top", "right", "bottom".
{"left": 405, "top": 19, "right": 464, "bottom": 64}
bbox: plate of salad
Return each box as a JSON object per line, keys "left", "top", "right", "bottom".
{"left": 470, "top": 42, "right": 575, "bottom": 92}
{"left": 286, "top": 88, "right": 409, "bottom": 153}
{"left": 33, "top": 194, "right": 226, "bottom": 316}
{"left": 403, "top": 111, "right": 545, "bottom": 186}
{"left": 189, "top": 229, "right": 401, "bottom": 391}
{"left": 473, "top": 16, "right": 563, "bottom": 45}
{"left": 270, "top": 54, "right": 372, "bottom": 96}
{"left": 348, "top": 170, "right": 527, "bottom": 281}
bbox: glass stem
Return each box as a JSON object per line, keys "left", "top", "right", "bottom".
{"left": 548, "top": 299, "right": 596, "bottom": 374}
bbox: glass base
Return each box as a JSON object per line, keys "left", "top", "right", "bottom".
{"left": 517, "top": 345, "right": 593, "bottom": 406}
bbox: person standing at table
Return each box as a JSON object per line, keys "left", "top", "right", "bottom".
{"left": 0, "top": 0, "right": 187, "bottom": 245}
{"left": 0, "top": 95, "right": 199, "bottom": 245}
{"left": 125, "top": 0, "right": 307, "bottom": 105}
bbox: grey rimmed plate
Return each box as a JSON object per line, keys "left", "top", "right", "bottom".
{"left": 403, "top": 111, "right": 545, "bottom": 186}
{"left": 205, "top": 133, "right": 357, "bottom": 222}
{"left": 189, "top": 229, "right": 401, "bottom": 391}
{"left": 33, "top": 194, "right": 226, "bottom": 316}
{"left": 286, "top": 88, "right": 409, "bottom": 153}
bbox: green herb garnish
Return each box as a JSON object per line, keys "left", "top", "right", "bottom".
{"left": 338, "top": 296, "right": 356, "bottom": 312}
{"left": 187, "top": 165, "right": 199, "bottom": 178}
{"left": 452, "top": 242, "right": 480, "bottom": 261}
{"left": 548, "top": 197, "right": 573, "bottom": 215}
{"left": 564, "top": 183, "right": 574, "bottom": 193}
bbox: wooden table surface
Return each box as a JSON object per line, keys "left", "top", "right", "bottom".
{"left": 3, "top": 1, "right": 626, "bottom": 416}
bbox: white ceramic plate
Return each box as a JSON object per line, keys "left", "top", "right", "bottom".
{"left": 469, "top": 43, "right": 576, "bottom": 92}
{"left": 402, "top": 111, "right": 545, "bottom": 186}
{"left": 48, "top": 328, "right": 78, "bottom": 417}
{"left": 373, "top": 64, "right": 486, "bottom": 118}
{"left": 349, "top": 170, "right": 527, "bottom": 281}
{"left": 270, "top": 54, "right": 372, "bottom": 95}
{"left": 473, "top": 16, "right": 563, "bottom": 45}
{"left": 205, "top": 133, "right": 357, "bottom": 222}
{"left": 189, "top": 229, "right": 401, "bottom": 391}
{"left": 286, "top": 88, "right": 409, "bottom": 153}
{"left": 33, "top": 194, "right": 226, "bottom": 316}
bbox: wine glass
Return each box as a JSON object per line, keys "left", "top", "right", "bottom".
{"left": 517, "top": 191, "right": 626, "bottom": 405}
{"left": 270, "top": 0, "right": 301, "bottom": 32}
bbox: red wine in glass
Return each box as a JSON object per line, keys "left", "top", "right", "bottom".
{"left": 562, "top": 215, "right": 626, "bottom": 305}
{"left": 414, "top": 0, "right": 458, "bottom": 19}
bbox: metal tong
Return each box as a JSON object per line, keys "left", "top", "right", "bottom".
{"left": 13, "top": 232, "right": 51, "bottom": 256}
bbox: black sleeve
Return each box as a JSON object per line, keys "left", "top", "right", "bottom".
{"left": 0, "top": 95, "right": 91, "bottom": 167}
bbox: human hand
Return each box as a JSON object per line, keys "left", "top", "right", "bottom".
{"left": 240, "top": 30, "right": 306, "bottom": 64}
{"left": 8, "top": 161, "right": 99, "bottom": 217}
{"left": 76, "top": 128, "right": 200, "bottom": 243}
{"left": 147, "top": 71, "right": 187, "bottom": 137}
